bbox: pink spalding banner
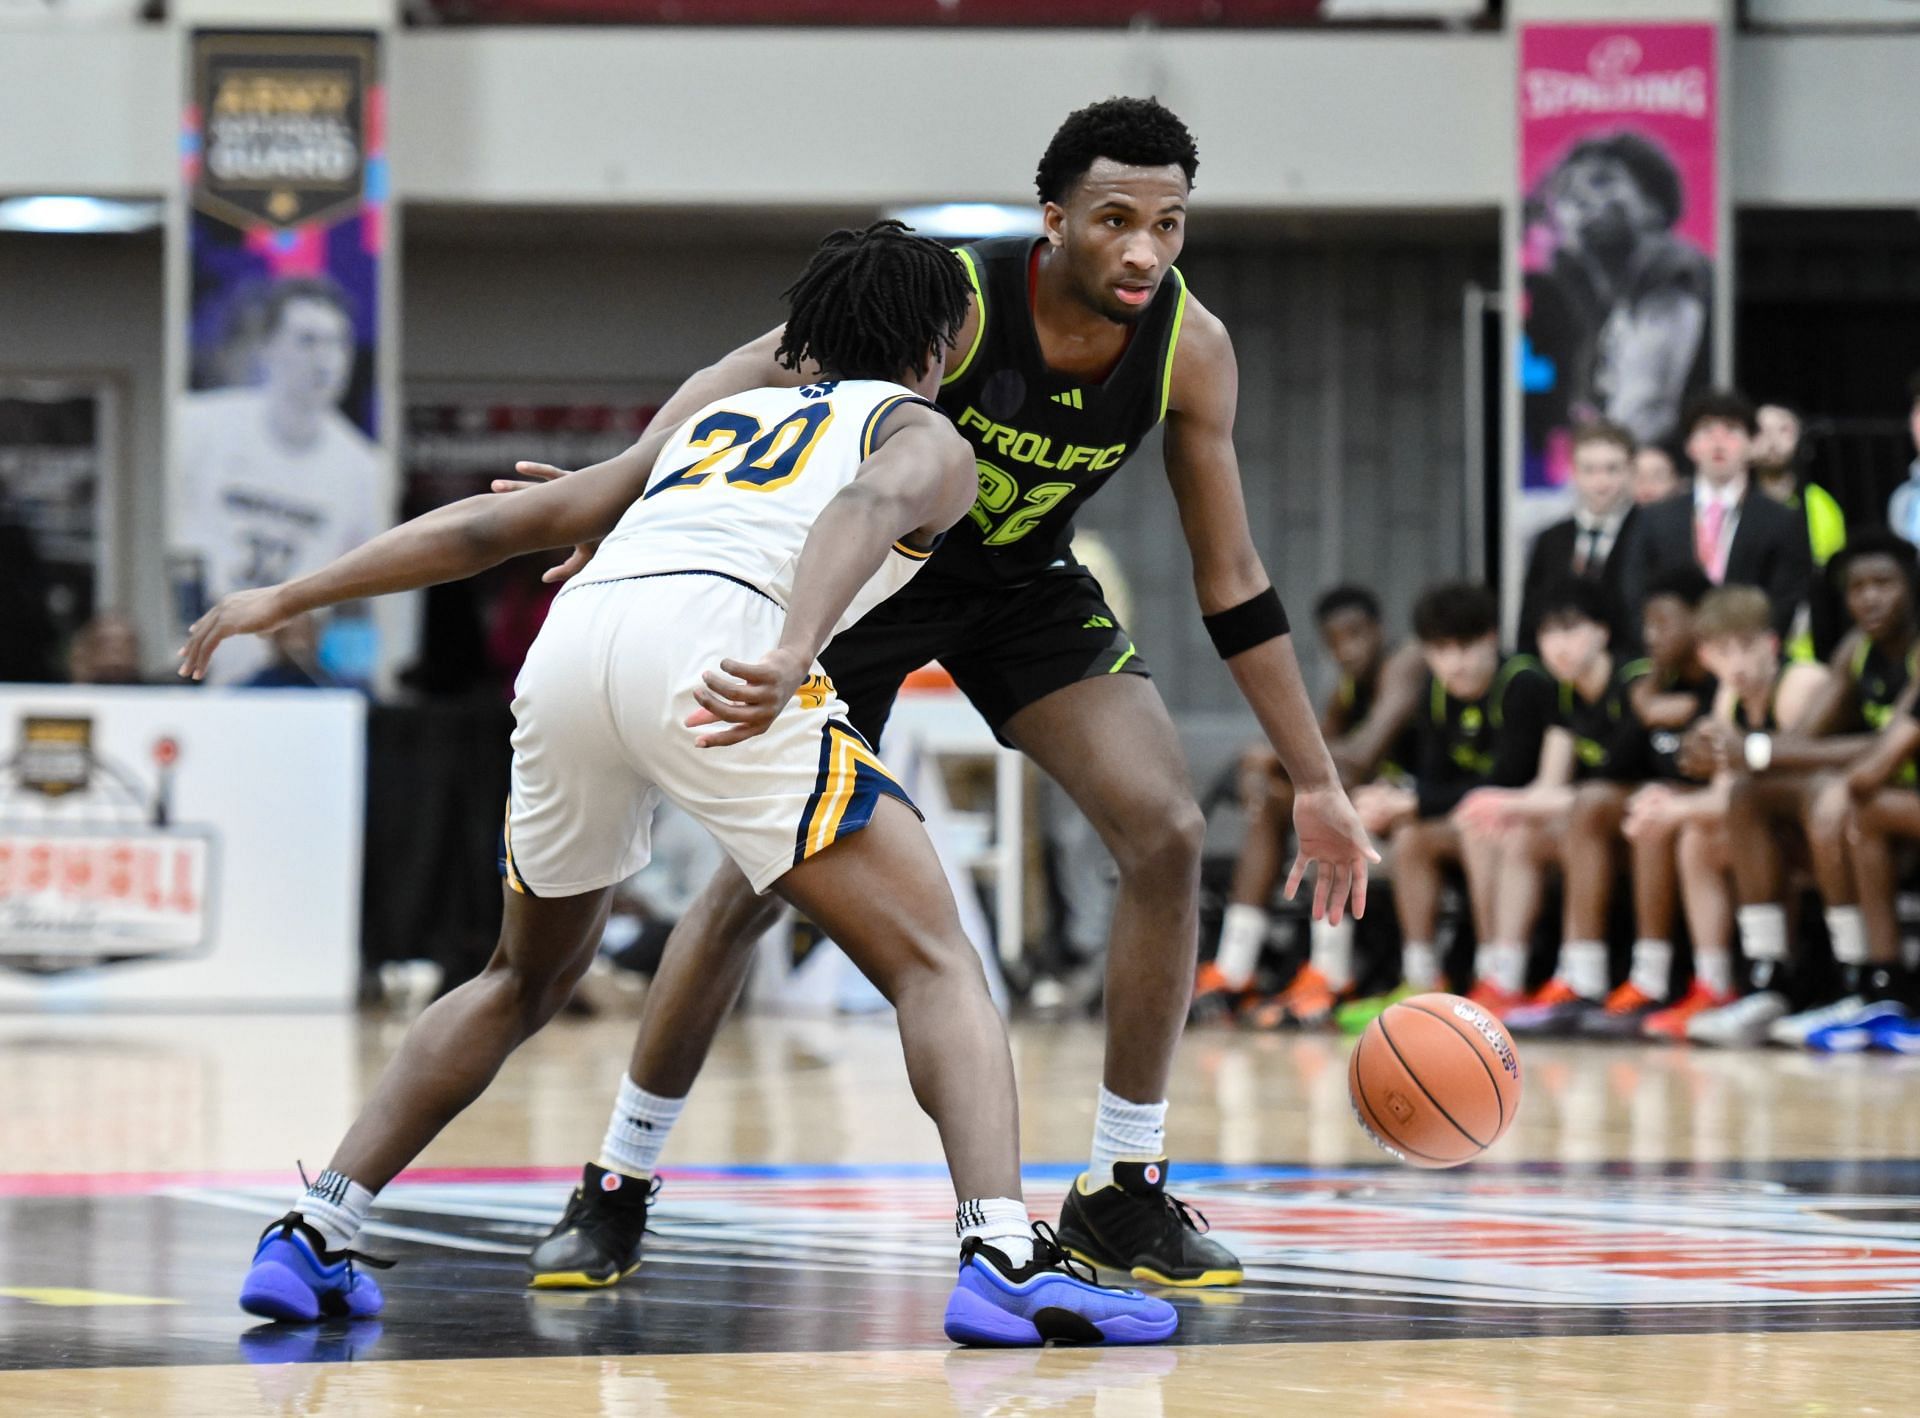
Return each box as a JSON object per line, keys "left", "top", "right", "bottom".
{"left": 1519, "top": 24, "right": 1717, "bottom": 493}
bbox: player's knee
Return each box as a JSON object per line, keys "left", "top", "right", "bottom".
{"left": 1805, "top": 775, "right": 1852, "bottom": 846}
{"left": 480, "top": 954, "right": 585, "bottom": 1036}
{"left": 1113, "top": 797, "right": 1205, "bottom": 887}
{"left": 884, "top": 925, "right": 987, "bottom": 1002}
{"left": 1570, "top": 785, "right": 1619, "bottom": 835}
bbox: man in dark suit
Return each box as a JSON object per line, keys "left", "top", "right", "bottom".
{"left": 1519, "top": 419, "right": 1639, "bottom": 654}
{"left": 1622, "top": 389, "right": 1811, "bottom": 641}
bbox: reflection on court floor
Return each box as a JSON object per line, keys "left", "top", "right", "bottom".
{"left": 4, "top": 1159, "right": 1920, "bottom": 1376}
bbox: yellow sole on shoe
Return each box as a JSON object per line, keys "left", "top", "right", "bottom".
{"left": 526, "top": 1262, "right": 640, "bottom": 1291}
{"left": 1131, "top": 1265, "right": 1244, "bottom": 1289}
{"left": 1065, "top": 1246, "right": 1244, "bottom": 1289}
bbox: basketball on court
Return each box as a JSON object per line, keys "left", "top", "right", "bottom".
{"left": 1348, "top": 993, "right": 1522, "bottom": 1169}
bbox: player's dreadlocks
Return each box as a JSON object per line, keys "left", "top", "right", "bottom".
{"left": 1035, "top": 97, "right": 1199, "bottom": 204}
{"left": 776, "top": 221, "right": 971, "bottom": 382}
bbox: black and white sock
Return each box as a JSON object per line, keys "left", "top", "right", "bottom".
{"left": 296, "top": 1168, "right": 374, "bottom": 1252}
{"left": 957, "top": 1197, "right": 1033, "bottom": 1270}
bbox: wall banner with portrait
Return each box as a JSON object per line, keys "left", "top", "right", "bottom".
{"left": 1519, "top": 23, "right": 1719, "bottom": 494}
{"left": 169, "top": 30, "right": 392, "bottom": 687}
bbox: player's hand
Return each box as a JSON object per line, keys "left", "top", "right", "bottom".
{"left": 490, "top": 462, "right": 599, "bottom": 584}
{"left": 175, "top": 587, "right": 293, "bottom": 681}
{"left": 1846, "top": 761, "right": 1885, "bottom": 802}
{"left": 1284, "top": 785, "right": 1380, "bottom": 927}
{"left": 1680, "top": 719, "right": 1739, "bottom": 779}
{"left": 685, "top": 647, "right": 810, "bottom": 748}
{"left": 1621, "top": 783, "right": 1676, "bottom": 840}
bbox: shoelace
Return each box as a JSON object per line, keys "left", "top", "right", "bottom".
{"left": 1028, "top": 1221, "right": 1099, "bottom": 1284}
{"left": 1160, "top": 1192, "right": 1211, "bottom": 1235}
{"left": 560, "top": 1175, "right": 663, "bottom": 1241}
{"left": 266, "top": 1214, "right": 395, "bottom": 1273}
{"left": 287, "top": 1162, "right": 394, "bottom": 1274}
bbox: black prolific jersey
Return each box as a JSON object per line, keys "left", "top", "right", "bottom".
{"left": 1558, "top": 658, "right": 1650, "bottom": 781}
{"left": 1335, "top": 664, "right": 1419, "bottom": 777}
{"left": 1850, "top": 638, "right": 1917, "bottom": 731}
{"left": 929, "top": 237, "right": 1189, "bottom": 587}
{"left": 1414, "top": 655, "right": 1556, "bottom": 819}
{"left": 1609, "top": 667, "right": 1717, "bottom": 783}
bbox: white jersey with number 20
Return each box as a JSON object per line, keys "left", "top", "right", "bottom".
{"left": 578, "top": 379, "right": 937, "bottom": 634}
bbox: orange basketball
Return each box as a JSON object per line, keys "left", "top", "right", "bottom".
{"left": 1347, "top": 992, "right": 1522, "bottom": 1169}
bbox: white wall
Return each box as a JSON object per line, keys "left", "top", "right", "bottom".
{"left": 2, "top": 27, "right": 1916, "bottom": 209}
{"left": 392, "top": 29, "right": 1510, "bottom": 209}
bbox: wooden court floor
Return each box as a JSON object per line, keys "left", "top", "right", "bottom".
{"left": 2, "top": 1007, "right": 1918, "bottom": 1415}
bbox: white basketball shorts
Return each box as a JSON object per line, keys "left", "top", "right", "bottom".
{"left": 500, "top": 571, "right": 917, "bottom": 898}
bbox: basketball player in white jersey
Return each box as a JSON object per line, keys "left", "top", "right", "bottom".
{"left": 181, "top": 223, "right": 1176, "bottom": 1347}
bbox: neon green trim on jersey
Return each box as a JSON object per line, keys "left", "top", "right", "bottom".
{"left": 1109, "top": 643, "right": 1138, "bottom": 674}
{"left": 942, "top": 248, "right": 987, "bottom": 387}
{"left": 1157, "top": 268, "right": 1189, "bottom": 423}
{"left": 1803, "top": 482, "right": 1847, "bottom": 568}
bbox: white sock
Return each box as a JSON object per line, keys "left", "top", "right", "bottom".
{"left": 957, "top": 1197, "right": 1033, "bottom": 1270}
{"left": 1696, "top": 949, "right": 1733, "bottom": 997}
{"left": 599, "top": 1075, "right": 686, "bottom": 1180}
{"left": 1477, "top": 941, "right": 1527, "bottom": 994}
{"left": 1403, "top": 941, "right": 1440, "bottom": 990}
{"left": 1215, "top": 904, "right": 1268, "bottom": 990}
{"left": 1737, "top": 905, "right": 1788, "bottom": 961}
{"left": 297, "top": 1168, "right": 375, "bottom": 1252}
{"left": 1309, "top": 917, "right": 1356, "bottom": 991}
{"left": 1562, "top": 940, "right": 1609, "bottom": 1000}
{"left": 1088, "top": 1085, "right": 1167, "bottom": 1189}
{"left": 1629, "top": 939, "right": 1673, "bottom": 1001}
{"left": 1824, "top": 906, "right": 1868, "bottom": 968}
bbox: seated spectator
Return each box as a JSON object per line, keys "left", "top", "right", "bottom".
{"left": 1556, "top": 565, "right": 1718, "bottom": 1037}
{"left": 1457, "top": 579, "right": 1642, "bottom": 1026}
{"left": 68, "top": 611, "right": 145, "bottom": 685}
{"left": 1518, "top": 420, "right": 1640, "bottom": 655}
{"left": 1885, "top": 369, "right": 1920, "bottom": 546}
{"left": 1633, "top": 443, "right": 1686, "bottom": 506}
{"left": 1645, "top": 587, "right": 1829, "bottom": 1040}
{"left": 1339, "top": 583, "right": 1555, "bottom": 1029}
{"left": 1622, "top": 389, "right": 1812, "bottom": 641}
{"left": 1682, "top": 532, "right": 1919, "bottom": 1048}
{"left": 244, "top": 614, "right": 340, "bottom": 689}
{"left": 1832, "top": 690, "right": 1920, "bottom": 1051}
{"left": 1753, "top": 401, "right": 1847, "bottom": 661}
{"left": 1193, "top": 585, "right": 1424, "bottom": 1027}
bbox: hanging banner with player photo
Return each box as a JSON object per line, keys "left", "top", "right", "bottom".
{"left": 171, "top": 29, "right": 391, "bottom": 686}
{"left": 1518, "top": 23, "right": 1719, "bottom": 497}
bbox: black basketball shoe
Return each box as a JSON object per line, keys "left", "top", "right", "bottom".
{"left": 1055, "top": 1160, "right": 1242, "bottom": 1287}
{"left": 526, "top": 1163, "right": 660, "bottom": 1289}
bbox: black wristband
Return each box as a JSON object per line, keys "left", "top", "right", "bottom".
{"left": 1203, "top": 586, "right": 1290, "bottom": 659}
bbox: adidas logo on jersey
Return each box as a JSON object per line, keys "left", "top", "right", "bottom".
{"left": 1083, "top": 615, "right": 1114, "bottom": 630}
{"left": 1050, "top": 389, "right": 1084, "bottom": 410}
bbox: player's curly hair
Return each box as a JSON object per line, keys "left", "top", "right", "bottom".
{"left": 776, "top": 221, "right": 971, "bottom": 383}
{"left": 1035, "top": 97, "right": 1199, "bottom": 204}
{"left": 1412, "top": 582, "right": 1500, "bottom": 645}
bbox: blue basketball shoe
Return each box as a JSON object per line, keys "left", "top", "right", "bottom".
{"left": 1805, "top": 1000, "right": 1910, "bottom": 1054}
{"left": 239, "top": 1212, "right": 392, "bottom": 1322}
{"left": 943, "top": 1222, "right": 1178, "bottom": 1347}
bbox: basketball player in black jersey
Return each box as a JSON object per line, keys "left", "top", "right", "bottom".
{"left": 505, "top": 98, "right": 1373, "bottom": 1289}
{"left": 1688, "top": 531, "right": 1920, "bottom": 1047}
{"left": 1198, "top": 586, "right": 1423, "bottom": 1029}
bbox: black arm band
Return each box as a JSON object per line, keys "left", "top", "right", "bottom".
{"left": 1203, "top": 586, "right": 1290, "bottom": 660}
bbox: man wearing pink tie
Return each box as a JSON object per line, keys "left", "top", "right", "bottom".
{"left": 1623, "top": 390, "right": 1811, "bottom": 644}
